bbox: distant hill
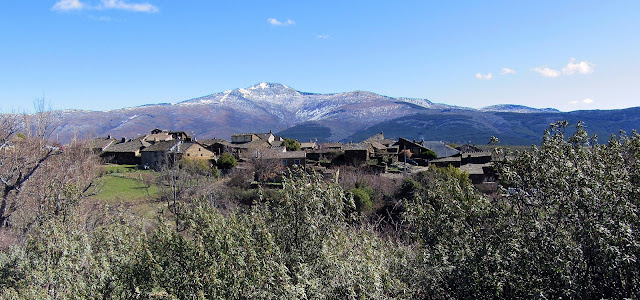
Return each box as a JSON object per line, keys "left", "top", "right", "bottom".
{"left": 480, "top": 104, "right": 560, "bottom": 114}
{"left": 31, "top": 82, "right": 640, "bottom": 145}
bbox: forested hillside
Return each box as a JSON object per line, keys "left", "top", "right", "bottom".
{"left": 0, "top": 117, "right": 638, "bottom": 298}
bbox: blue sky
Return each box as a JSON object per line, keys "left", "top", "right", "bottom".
{"left": 1, "top": 1, "right": 639, "bottom": 112}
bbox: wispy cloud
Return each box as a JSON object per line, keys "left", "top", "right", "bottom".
{"left": 267, "top": 18, "right": 295, "bottom": 26}
{"left": 533, "top": 58, "right": 594, "bottom": 78}
{"left": 501, "top": 67, "right": 516, "bottom": 75}
{"left": 52, "top": 0, "right": 158, "bottom": 13}
{"left": 475, "top": 73, "right": 493, "bottom": 80}
{"left": 532, "top": 66, "right": 561, "bottom": 78}
{"left": 569, "top": 98, "right": 595, "bottom": 105}
{"left": 562, "top": 58, "right": 594, "bottom": 75}
{"left": 316, "top": 34, "right": 330, "bottom": 39}
{"left": 52, "top": 0, "right": 85, "bottom": 11}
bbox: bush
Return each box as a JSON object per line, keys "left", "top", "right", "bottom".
{"left": 421, "top": 149, "right": 437, "bottom": 160}
{"left": 216, "top": 153, "right": 237, "bottom": 170}
{"left": 349, "top": 188, "right": 372, "bottom": 212}
{"left": 283, "top": 138, "right": 301, "bottom": 151}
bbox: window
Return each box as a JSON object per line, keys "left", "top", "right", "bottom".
{"left": 294, "top": 159, "right": 300, "bottom": 165}
{"left": 282, "top": 159, "right": 287, "bottom": 166}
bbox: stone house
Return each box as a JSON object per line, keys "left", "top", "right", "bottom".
{"left": 140, "top": 140, "right": 181, "bottom": 170}
{"left": 101, "top": 137, "right": 150, "bottom": 165}
{"left": 344, "top": 143, "right": 374, "bottom": 165}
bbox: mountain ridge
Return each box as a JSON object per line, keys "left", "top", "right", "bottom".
{"left": 27, "top": 82, "right": 640, "bottom": 145}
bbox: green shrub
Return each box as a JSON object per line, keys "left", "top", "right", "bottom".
{"left": 216, "top": 153, "right": 237, "bottom": 170}
{"left": 349, "top": 188, "right": 372, "bottom": 212}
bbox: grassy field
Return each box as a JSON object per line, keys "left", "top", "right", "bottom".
{"left": 90, "top": 164, "right": 163, "bottom": 221}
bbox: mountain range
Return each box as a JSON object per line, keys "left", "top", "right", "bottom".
{"left": 48, "top": 82, "right": 639, "bottom": 145}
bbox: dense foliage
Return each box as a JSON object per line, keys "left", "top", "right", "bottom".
{"left": 1, "top": 122, "right": 639, "bottom": 299}
{"left": 283, "top": 138, "right": 301, "bottom": 151}
{"left": 216, "top": 152, "right": 237, "bottom": 170}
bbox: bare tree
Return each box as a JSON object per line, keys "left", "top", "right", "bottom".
{"left": 0, "top": 99, "right": 94, "bottom": 230}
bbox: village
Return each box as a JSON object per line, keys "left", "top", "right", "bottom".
{"left": 88, "top": 128, "right": 498, "bottom": 191}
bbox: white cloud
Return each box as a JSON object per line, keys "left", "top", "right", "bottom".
{"left": 98, "top": 0, "right": 158, "bottom": 13}
{"left": 532, "top": 66, "right": 561, "bottom": 78}
{"left": 533, "top": 58, "right": 595, "bottom": 78}
{"left": 501, "top": 67, "right": 516, "bottom": 75}
{"left": 52, "top": 0, "right": 158, "bottom": 13}
{"left": 316, "top": 34, "right": 330, "bottom": 39}
{"left": 562, "top": 58, "right": 594, "bottom": 75}
{"left": 569, "top": 98, "right": 595, "bottom": 105}
{"left": 268, "top": 18, "right": 295, "bottom": 26}
{"left": 475, "top": 73, "right": 493, "bottom": 80}
{"left": 52, "top": 0, "right": 85, "bottom": 11}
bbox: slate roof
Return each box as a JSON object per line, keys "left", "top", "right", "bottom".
{"left": 270, "top": 140, "right": 284, "bottom": 148}
{"left": 344, "top": 143, "right": 370, "bottom": 151}
{"left": 300, "top": 141, "right": 317, "bottom": 149}
{"left": 232, "top": 140, "right": 270, "bottom": 149}
{"left": 103, "top": 138, "right": 150, "bottom": 153}
{"left": 171, "top": 142, "right": 196, "bottom": 154}
{"left": 141, "top": 140, "right": 180, "bottom": 152}
{"left": 422, "top": 141, "right": 460, "bottom": 158}
{"left": 87, "top": 137, "right": 116, "bottom": 151}
{"left": 369, "top": 141, "right": 387, "bottom": 151}
{"left": 320, "top": 142, "right": 344, "bottom": 150}
{"left": 198, "top": 138, "right": 231, "bottom": 147}
{"left": 267, "top": 150, "right": 306, "bottom": 159}
{"left": 363, "top": 132, "right": 396, "bottom": 146}
{"left": 460, "top": 162, "right": 492, "bottom": 175}
{"left": 457, "top": 144, "right": 482, "bottom": 153}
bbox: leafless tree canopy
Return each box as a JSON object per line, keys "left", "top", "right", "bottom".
{"left": 0, "top": 101, "right": 97, "bottom": 231}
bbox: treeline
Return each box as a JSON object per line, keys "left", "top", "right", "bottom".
{"left": 1, "top": 121, "right": 639, "bottom": 298}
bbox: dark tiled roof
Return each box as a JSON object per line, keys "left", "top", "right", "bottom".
{"left": 364, "top": 132, "right": 385, "bottom": 141}
{"left": 103, "top": 139, "right": 149, "bottom": 153}
{"left": 457, "top": 144, "right": 482, "bottom": 153}
{"left": 265, "top": 150, "right": 306, "bottom": 159}
{"left": 198, "top": 138, "right": 231, "bottom": 146}
{"left": 255, "top": 133, "right": 273, "bottom": 141}
{"left": 270, "top": 140, "right": 284, "bottom": 147}
{"left": 344, "top": 143, "right": 370, "bottom": 151}
{"left": 87, "top": 137, "right": 116, "bottom": 150}
{"left": 422, "top": 141, "right": 460, "bottom": 158}
{"left": 142, "top": 140, "right": 180, "bottom": 152}
{"left": 369, "top": 141, "right": 387, "bottom": 150}
{"left": 232, "top": 140, "right": 270, "bottom": 149}
{"left": 320, "top": 142, "right": 344, "bottom": 149}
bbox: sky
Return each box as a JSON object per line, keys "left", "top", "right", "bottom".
{"left": 1, "top": 1, "right": 639, "bottom": 112}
